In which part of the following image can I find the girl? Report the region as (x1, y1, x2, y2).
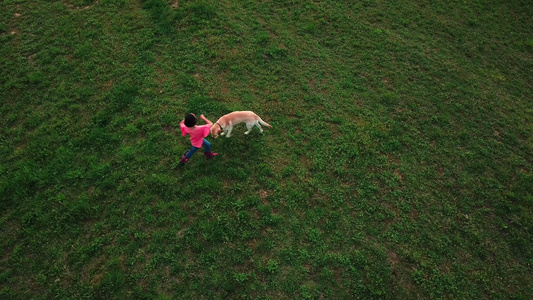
(179, 113, 218, 165)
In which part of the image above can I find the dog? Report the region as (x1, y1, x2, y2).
(210, 111, 272, 139)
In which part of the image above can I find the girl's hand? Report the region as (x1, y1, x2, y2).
(200, 114, 213, 126)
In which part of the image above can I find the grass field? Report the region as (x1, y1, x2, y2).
(1, 0, 532, 299)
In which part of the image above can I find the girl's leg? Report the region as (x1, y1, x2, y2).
(202, 139, 211, 153)
(202, 139, 218, 159)
(185, 146, 199, 159)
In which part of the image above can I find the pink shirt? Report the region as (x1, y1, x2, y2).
(181, 124, 210, 147)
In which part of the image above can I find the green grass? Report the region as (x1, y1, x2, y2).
(1, 0, 532, 299)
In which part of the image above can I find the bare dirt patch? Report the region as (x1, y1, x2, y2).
(388, 250, 399, 267)
(162, 124, 174, 134)
(259, 189, 268, 201)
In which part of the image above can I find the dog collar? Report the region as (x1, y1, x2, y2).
(216, 122, 223, 130)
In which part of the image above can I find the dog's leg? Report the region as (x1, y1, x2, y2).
(245, 122, 254, 135)
(226, 125, 233, 137)
(255, 121, 264, 133)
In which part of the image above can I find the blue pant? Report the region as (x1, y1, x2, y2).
(185, 139, 211, 159)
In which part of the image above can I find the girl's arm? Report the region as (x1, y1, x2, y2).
(179, 119, 187, 136)
(200, 114, 213, 126)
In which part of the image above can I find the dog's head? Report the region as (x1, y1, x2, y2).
(210, 123, 222, 139)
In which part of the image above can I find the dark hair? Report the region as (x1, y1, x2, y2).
(184, 113, 197, 127)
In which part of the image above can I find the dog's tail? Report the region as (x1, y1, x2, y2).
(258, 118, 272, 128)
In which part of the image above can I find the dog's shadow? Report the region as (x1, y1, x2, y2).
(217, 132, 267, 161)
